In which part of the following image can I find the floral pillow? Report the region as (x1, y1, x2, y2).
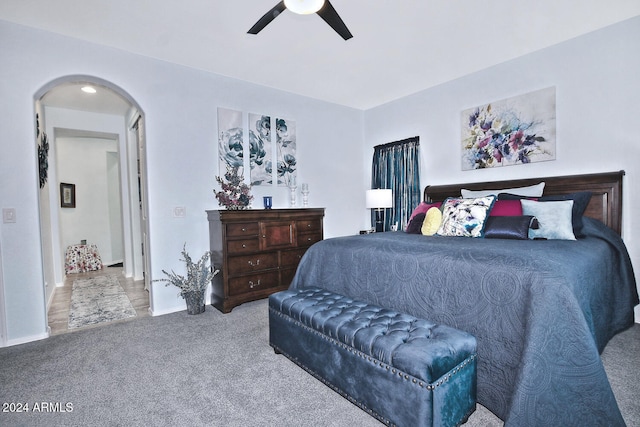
(436, 196, 496, 238)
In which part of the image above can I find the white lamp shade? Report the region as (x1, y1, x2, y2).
(284, 0, 325, 15)
(366, 189, 393, 209)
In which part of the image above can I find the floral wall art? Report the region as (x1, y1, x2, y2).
(216, 109, 298, 189)
(275, 117, 296, 187)
(249, 113, 272, 186)
(217, 108, 244, 174)
(461, 87, 556, 170)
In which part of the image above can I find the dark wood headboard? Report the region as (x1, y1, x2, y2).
(424, 170, 625, 235)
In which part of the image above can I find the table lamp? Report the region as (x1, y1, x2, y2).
(366, 189, 392, 232)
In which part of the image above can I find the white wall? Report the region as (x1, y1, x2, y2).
(56, 136, 121, 265)
(364, 16, 640, 321)
(0, 19, 365, 344)
(107, 151, 124, 263)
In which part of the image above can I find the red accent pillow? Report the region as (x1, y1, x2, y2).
(489, 200, 523, 216)
(409, 202, 442, 222)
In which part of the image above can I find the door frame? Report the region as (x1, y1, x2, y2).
(34, 75, 151, 319)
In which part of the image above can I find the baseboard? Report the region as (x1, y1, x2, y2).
(5, 331, 49, 347)
(149, 294, 214, 317)
(149, 305, 185, 317)
(46, 282, 65, 312)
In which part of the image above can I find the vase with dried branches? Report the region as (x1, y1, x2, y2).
(153, 244, 219, 314)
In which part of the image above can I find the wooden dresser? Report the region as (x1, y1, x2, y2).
(206, 208, 325, 313)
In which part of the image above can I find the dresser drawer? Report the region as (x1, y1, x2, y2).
(227, 252, 278, 275)
(297, 219, 322, 233)
(227, 238, 260, 254)
(226, 222, 259, 237)
(297, 232, 322, 247)
(228, 271, 280, 296)
(280, 267, 298, 288)
(281, 248, 307, 268)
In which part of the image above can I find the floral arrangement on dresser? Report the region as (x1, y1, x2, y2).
(214, 165, 253, 209)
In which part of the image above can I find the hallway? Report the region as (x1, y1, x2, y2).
(47, 266, 149, 335)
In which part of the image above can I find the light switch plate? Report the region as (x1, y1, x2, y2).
(3, 208, 16, 223)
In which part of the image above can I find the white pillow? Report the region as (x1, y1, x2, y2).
(521, 199, 576, 240)
(461, 182, 545, 198)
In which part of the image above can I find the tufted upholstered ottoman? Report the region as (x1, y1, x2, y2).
(269, 287, 477, 427)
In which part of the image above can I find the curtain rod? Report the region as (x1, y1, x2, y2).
(373, 136, 419, 150)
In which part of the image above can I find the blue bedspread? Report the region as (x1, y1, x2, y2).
(290, 218, 638, 426)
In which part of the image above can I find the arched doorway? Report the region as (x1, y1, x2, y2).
(34, 76, 151, 334)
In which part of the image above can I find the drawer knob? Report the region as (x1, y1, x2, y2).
(242, 244, 247, 248)
(307, 224, 312, 228)
(248, 259, 260, 267)
(249, 279, 261, 289)
(241, 228, 246, 232)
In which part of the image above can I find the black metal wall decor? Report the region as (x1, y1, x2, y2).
(37, 113, 49, 188)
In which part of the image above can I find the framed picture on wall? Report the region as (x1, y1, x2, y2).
(60, 183, 76, 208)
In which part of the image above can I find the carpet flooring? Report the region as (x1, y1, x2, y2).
(1, 299, 638, 426)
(68, 275, 137, 329)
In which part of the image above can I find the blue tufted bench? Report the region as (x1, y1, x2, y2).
(269, 287, 477, 427)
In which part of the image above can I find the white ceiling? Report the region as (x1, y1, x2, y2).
(3, 0, 640, 111)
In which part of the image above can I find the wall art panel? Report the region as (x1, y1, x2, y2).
(461, 87, 556, 170)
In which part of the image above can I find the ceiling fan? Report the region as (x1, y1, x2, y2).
(248, 0, 353, 40)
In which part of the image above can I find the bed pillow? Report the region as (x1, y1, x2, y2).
(405, 212, 426, 234)
(421, 207, 442, 236)
(408, 201, 442, 222)
(436, 195, 496, 238)
(521, 199, 576, 240)
(489, 200, 523, 216)
(538, 192, 592, 237)
(461, 182, 545, 198)
(497, 193, 538, 201)
(484, 215, 537, 240)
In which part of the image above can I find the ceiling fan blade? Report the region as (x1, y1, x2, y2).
(316, 1, 353, 40)
(247, 1, 287, 35)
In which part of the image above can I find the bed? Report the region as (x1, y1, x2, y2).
(290, 170, 638, 427)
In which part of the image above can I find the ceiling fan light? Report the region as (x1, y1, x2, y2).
(284, 0, 325, 15)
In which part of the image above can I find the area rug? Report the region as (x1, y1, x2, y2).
(68, 275, 137, 329)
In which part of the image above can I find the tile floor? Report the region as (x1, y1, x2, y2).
(47, 266, 150, 335)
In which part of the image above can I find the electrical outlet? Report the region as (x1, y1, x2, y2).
(2, 208, 16, 223)
(173, 206, 186, 218)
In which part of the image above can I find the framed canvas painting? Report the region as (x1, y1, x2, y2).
(461, 87, 556, 170)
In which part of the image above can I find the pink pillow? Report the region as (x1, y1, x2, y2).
(489, 200, 523, 216)
(409, 202, 441, 221)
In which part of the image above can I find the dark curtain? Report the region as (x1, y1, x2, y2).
(371, 136, 420, 231)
